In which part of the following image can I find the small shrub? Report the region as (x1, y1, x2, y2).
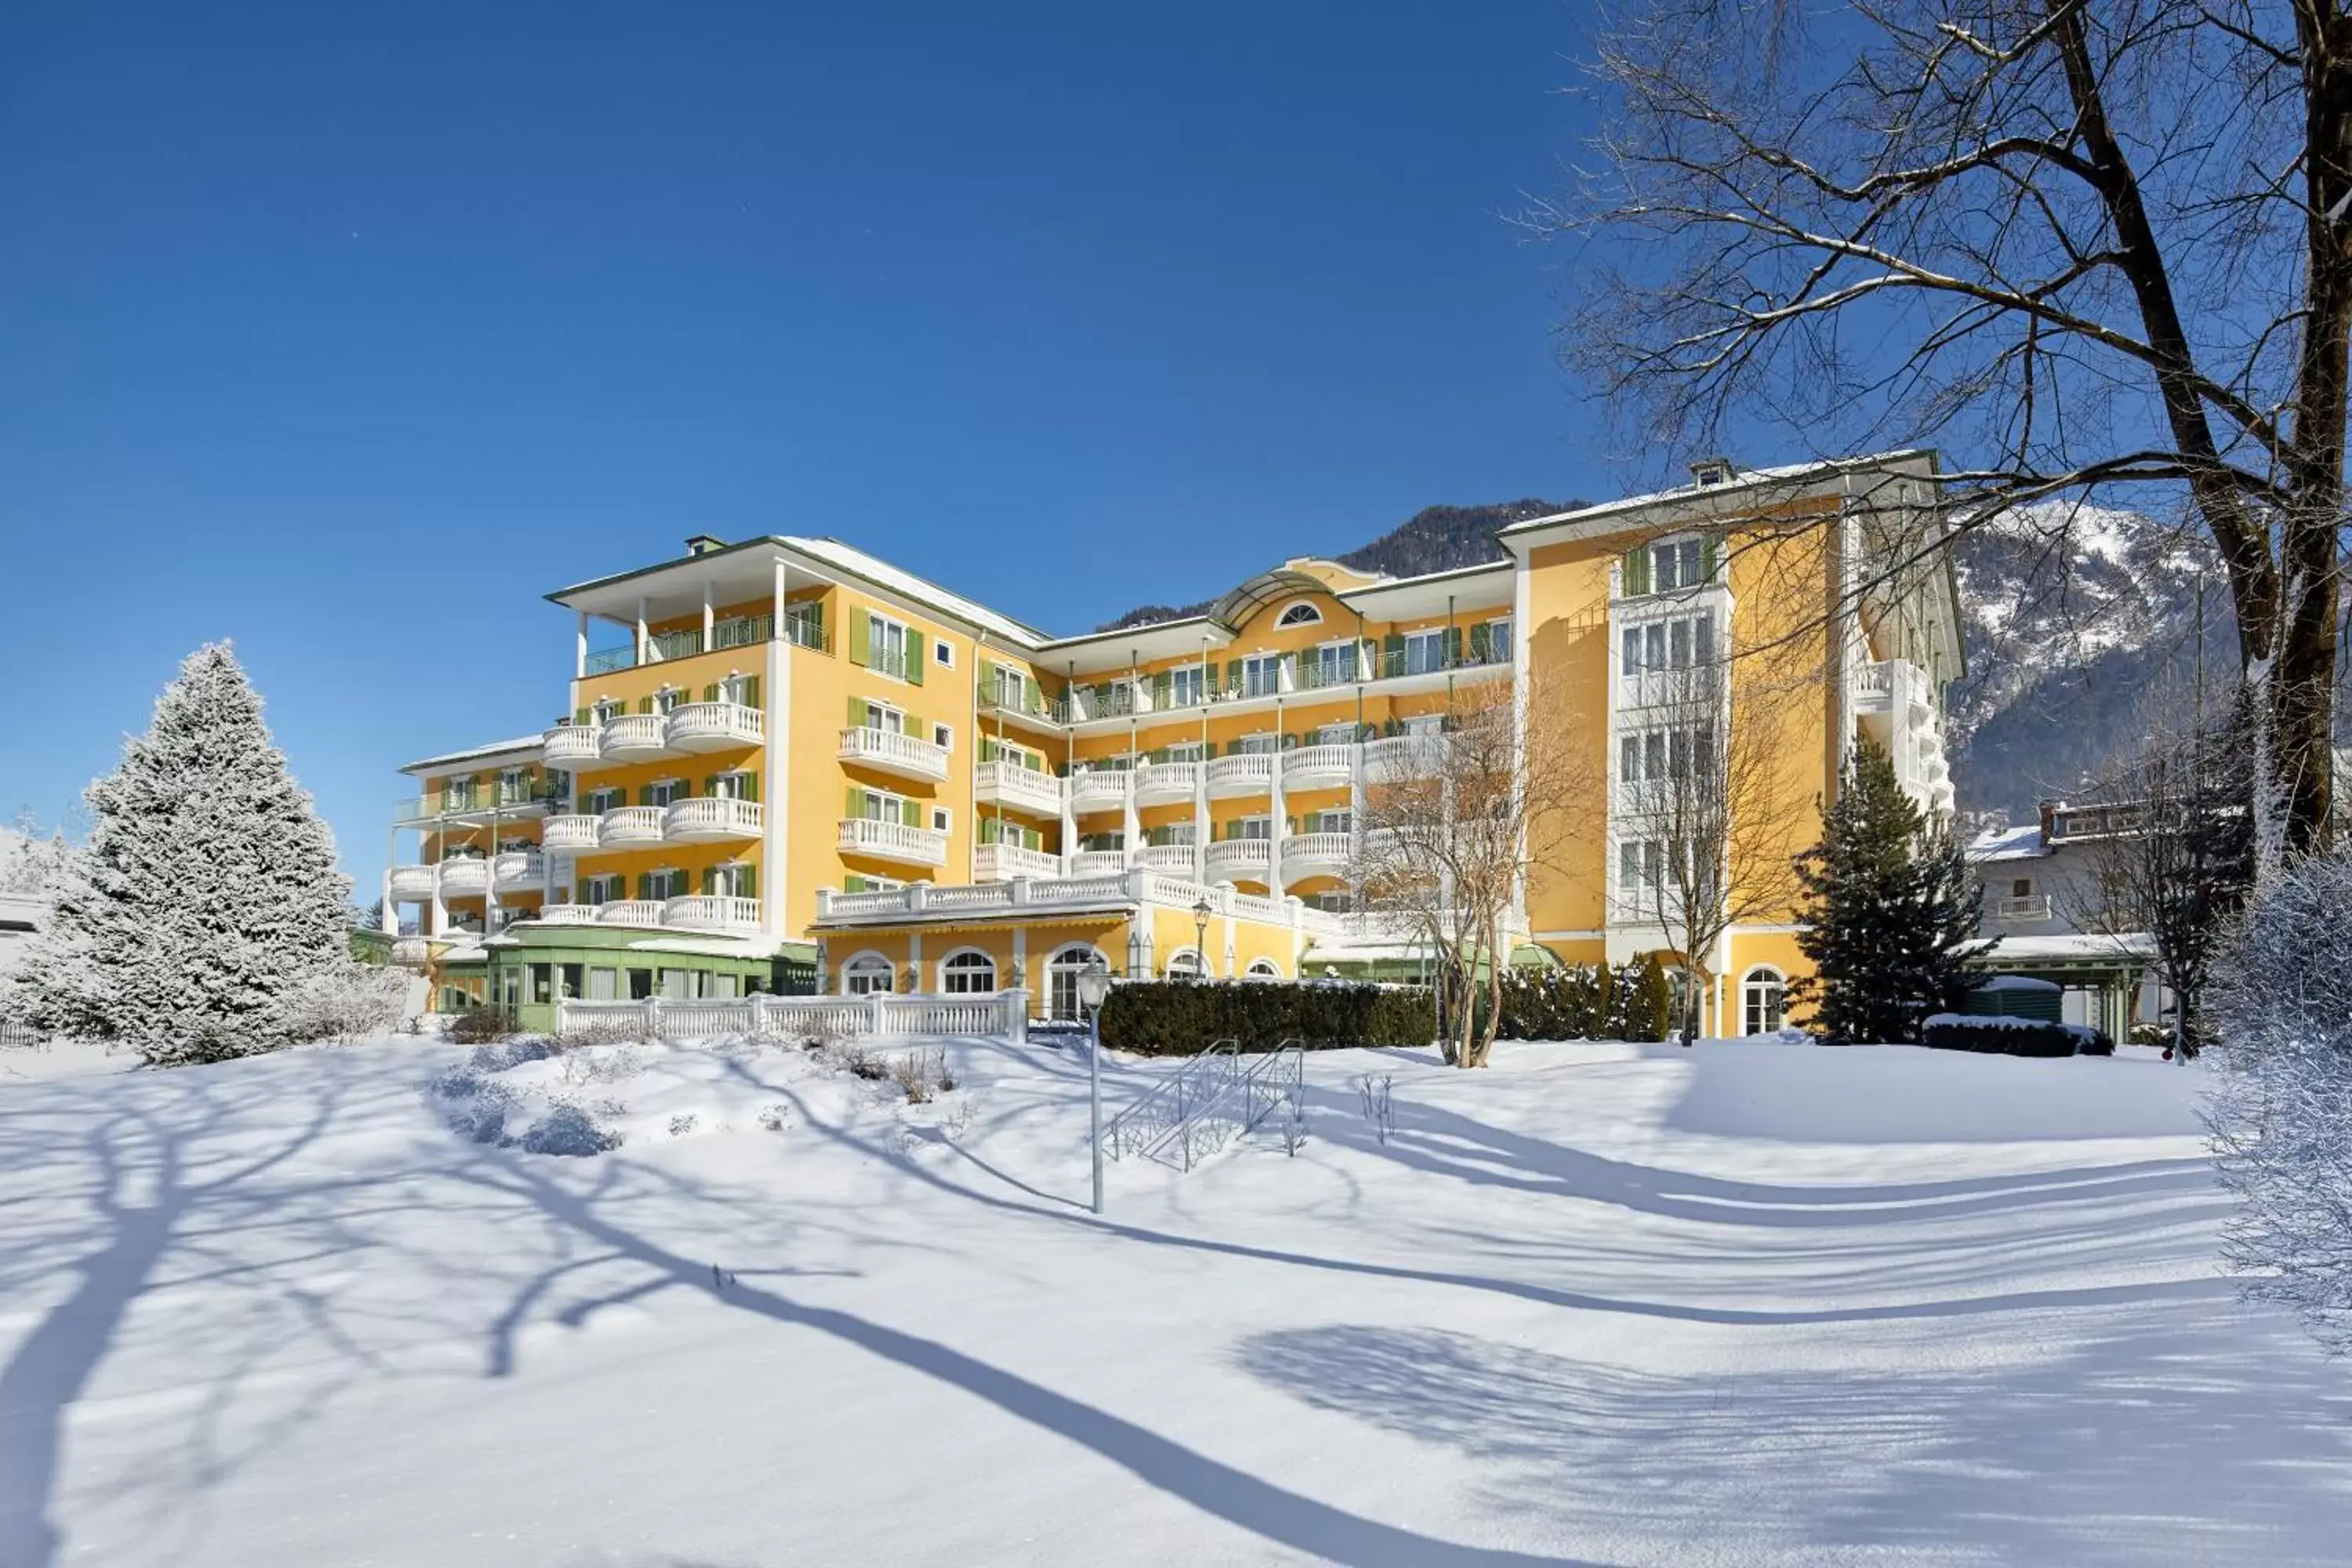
(843, 1047, 891, 1082)
(448, 1007, 513, 1045)
(668, 1112, 699, 1137)
(518, 1102, 622, 1156)
(1920, 1013, 2082, 1058)
(893, 1047, 950, 1104)
(468, 1036, 559, 1073)
(285, 962, 411, 1044)
(1098, 980, 1433, 1055)
(554, 1017, 646, 1051)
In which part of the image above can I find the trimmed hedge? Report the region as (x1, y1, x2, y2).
(1098, 980, 1433, 1056)
(1920, 1013, 2084, 1058)
(1490, 955, 1673, 1044)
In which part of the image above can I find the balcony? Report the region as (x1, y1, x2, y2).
(1204, 838, 1273, 881)
(668, 702, 764, 753)
(492, 851, 544, 889)
(544, 814, 601, 852)
(1207, 753, 1275, 798)
(601, 713, 677, 760)
(437, 858, 489, 896)
(597, 899, 669, 927)
(974, 760, 1064, 816)
(390, 937, 432, 967)
(973, 842, 1061, 881)
(1361, 734, 1443, 780)
(1281, 832, 1354, 878)
(663, 797, 764, 843)
(1137, 843, 1197, 873)
(395, 785, 555, 826)
(838, 816, 949, 867)
(544, 723, 604, 766)
(1069, 849, 1128, 875)
(662, 895, 763, 933)
(1134, 761, 1200, 804)
(1994, 893, 2054, 922)
(600, 806, 668, 846)
(532, 904, 604, 926)
(387, 865, 437, 901)
(1068, 769, 1132, 813)
(1282, 744, 1355, 793)
(837, 725, 951, 783)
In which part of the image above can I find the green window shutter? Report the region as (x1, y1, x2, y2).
(1152, 671, 1171, 706)
(739, 773, 759, 804)
(702, 865, 717, 895)
(636, 873, 652, 900)
(573, 706, 591, 726)
(848, 696, 866, 728)
(637, 785, 652, 807)
(1444, 626, 1464, 667)
(845, 786, 861, 818)
(1468, 622, 1491, 662)
(1700, 534, 1719, 580)
(1382, 633, 1404, 676)
(844, 874, 867, 894)
(979, 736, 998, 763)
(704, 774, 720, 797)
(979, 818, 996, 845)
(702, 683, 719, 703)
(1203, 739, 1218, 759)
(848, 611, 870, 666)
(1621, 546, 1650, 597)
(906, 631, 926, 684)
(902, 798, 923, 829)
(1023, 826, 1041, 851)
(742, 675, 760, 709)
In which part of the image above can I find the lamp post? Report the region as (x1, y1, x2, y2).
(1076, 956, 1112, 1214)
(1192, 895, 1214, 979)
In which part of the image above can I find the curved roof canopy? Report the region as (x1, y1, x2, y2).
(1207, 568, 1338, 633)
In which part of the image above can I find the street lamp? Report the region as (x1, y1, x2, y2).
(1076, 955, 1112, 1215)
(1191, 895, 1214, 979)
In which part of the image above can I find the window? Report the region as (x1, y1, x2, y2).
(867, 613, 910, 680)
(709, 862, 755, 895)
(644, 868, 688, 900)
(580, 873, 623, 906)
(1048, 946, 1105, 1019)
(1483, 617, 1512, 660)
(851, 786, 905, 822)
(1246, 958, 1283, 980)
(1316, 723, 1358, 746)
(1621, 727, 1715, 783)
(941, 950, 997, 994)
(1302, 891, 1353, 913)
(1307, 641, 1356, 688)
(1079, 830, 1126, 852)
(584, 786, 623, 815)
(1169, 664, 1207, 706)
(1165, 949, 1206, 979)
(586, 967, 619, 1000)
(863, 701, 906, 735)
(1234, 816, 1273, 840)
(1652, 539, 1704, 591)
(931, 806, 952, 833)
(593, 699, 625, 724)
(933, 640, 954, 669)
(1620, 735, 1641, 783)
(1276, 601, 1323, 627)
(1164, 740, 1205, 763)
(709, 771, 754, 800)
(1742, 967, 1787, 1036)
(647, 778, 688, 807)
(932, 722, 953, 750)
(841, 953, 895, 995)
(1306, 809, 1352, 834)
(2011, 877, 2033, 898)
(1234, 732, 1279, 756)
(1242, 653, 1283, 698)
(659, 967, 693, 1000)
(1621, 614, 1716, 675)
(992, 664, 1029, 710)
(1404, 628, 1446, 675)
(1618, 838, 1665, 892)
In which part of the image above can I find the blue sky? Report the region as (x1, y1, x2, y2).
(0, 2, 1624, 894)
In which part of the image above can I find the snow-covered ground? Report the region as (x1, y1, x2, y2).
(2, 1033, 2343, 1566)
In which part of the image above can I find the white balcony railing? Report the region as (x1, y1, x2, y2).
(1360, 734, 1445, 781)
(838, 816, 949, 866)
(1204, 838, 1274, 880)
(1137, 843, 1196, 873)
(1068, 768, 1132, 812)
(1280, 832, 1353, 876)
(973, 760, 1064, 815)
(600, 713, 675, 759)
(533, 904, 604, 926)
(663, 797, 764, 841)
(665, 702, 764, 753)
(543, 724, 604, 765)
(1069, 849, 1128, 875)
(437, 858, 489, 895)
(597, 899, 669, 927)
(973, 841, 1061, 881)
(1994, 894, 2054, 922)
(1206, 753, 1275, 797)
(1281, 744, 1355, 792)
(492, 851, 544, 889)
(543, 814, 601, 851)
(387, 865, 437, 901)
(838, 725, 951, 782)
(1134, 761, 1200, 804)
(600, 806, 669, 846)
(662, 895, 763, 933)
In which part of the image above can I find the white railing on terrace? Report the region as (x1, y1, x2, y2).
(838, 726, 950, 779)
(601, 805, 668, 844)
(1993, 894, 2053, 922)
(664, 797, 764, 839)
(667, 702, 764, 749)
(492, 851, 544, 887)
(837, 816, 949, 865)
(554, 990, 1029, 1044)
(387, 866, 437, 900)
(543, 815, 601, 851)
(662, 895, 763, 931)
(437, 859, 489, 895)
(1068, 769, 1132, 809)
(974, 760, 1064, 813)
(1204, 839, 1273, 877)
(1280, 832, 1353, 870)
(601, 713, 672, 756)
(533, 904, 604, 926)
(544, 724, 604, 764)
(1360, 734, 1444, 779)
(973, 841, 1060, 880)
(1069, 849, 1127, 875)
(1282, 744, 1356, 787)
(597, 899, 669, 926)
(1206, 753, 1275, 795)
(1137, 843, 1196, 873)
(1135, 761, 1200, 800)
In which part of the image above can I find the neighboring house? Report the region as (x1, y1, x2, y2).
(0, 891, 42, 979)
(1965, 803, 2158, 1039)
(387, 450, 1965, 1035)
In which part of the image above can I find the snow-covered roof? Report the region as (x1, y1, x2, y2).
(1966, 823, 2049, 862)
(1497, 448, 1937, 545)
(398, 735, 549, 777)
(781, 536, 1051, 648)
(1969, 932, 2156, 964)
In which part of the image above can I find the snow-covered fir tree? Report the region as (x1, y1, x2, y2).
(2207, 848, 2352, 1354)
(0, 808, 74, 895)
(1793, 737, 1984, 1044)
(5, 643, 352, 1064)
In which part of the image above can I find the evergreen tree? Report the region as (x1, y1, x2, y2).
(1793, 737, 1986, 1044)
(5, 643, 352, 1064)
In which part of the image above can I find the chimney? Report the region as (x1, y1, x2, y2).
(2038, 800, 2057, 845)
(684, 534, 724, 557)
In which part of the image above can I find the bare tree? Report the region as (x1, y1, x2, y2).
(1618, 641, 1809, 1041)
(1534, 0, 2350, 865)
(1352, 674, 1599, 1068)
(2057, 691, 2256, 1052)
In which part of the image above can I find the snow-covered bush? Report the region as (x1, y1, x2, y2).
(893, 1047, 951, 1103)
(517, 1102, 622, 1157)
(2207, 848, 2352, 1354)
(284, 963, 410, 1044)
(448, 1007, 514, 1045)
(1921, 1014, 2084, 1058)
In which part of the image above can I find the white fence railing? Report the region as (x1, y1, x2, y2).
(554, 989, 1029, 1044)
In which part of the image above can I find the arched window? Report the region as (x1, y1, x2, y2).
(941, 950, 997, 995)
(1245, 958, 1283, 981)
(1047, 945, 1106, 1019)
(1742, 966, 1786, 1036)
(840, 953, 894, 996)
(1275, 601, 1323, 627)
(1164, 948, 1206, 980)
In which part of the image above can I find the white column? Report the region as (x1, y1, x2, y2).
(702, 582, 715, 652)
(379, 870, 397, 934)
(763, 627, 789, 942)
(1060, 785, 1077, 877)
(1192, 779, 1209, 884)
(1011, 924, 1028, 995)
(1269, 736, 1288, 900)
(909, 931, 924, 993)
(429, 883, 448, 938)
(635, 596, 650, 666)
(575, 612, 589, 679)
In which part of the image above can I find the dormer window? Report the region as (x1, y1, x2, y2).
(1276, 602, 1323, 627)
(1690, 457, 1733, 487)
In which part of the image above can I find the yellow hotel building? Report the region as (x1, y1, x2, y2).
(385, 450, 1961, 1034)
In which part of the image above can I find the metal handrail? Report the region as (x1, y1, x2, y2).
(1100, 1037, 1306, 1171)
(1098, 1039, 1239, 1164)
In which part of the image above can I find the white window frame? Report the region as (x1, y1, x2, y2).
(867, 612, 912, 681)
(852, 786, 908, 822)
(580, 873, 624, 906)
(1245, 957, 1283, 980)
(1241, 653, 1283, 698)
(1309, 639, 1356, 685)
(1403, 627, 1446, 675)
(1742, 966, 1787, 1036)
(1651, 536, 1704, 593)
(932, 639, 954, 670)
(1047, 943, 1109, 1019)
(864, 700, 906, 735)
(1275, 601, 1323, 627)
(938, 948, 998, 994)
(1164, 947, 1207, 979)
(1234, 815, 1273, 840)
(1168, 663, 1208, 707)
(931, 721, 953, 750)
(931, 806, 953, 834)
(840, 951, 895, 996)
